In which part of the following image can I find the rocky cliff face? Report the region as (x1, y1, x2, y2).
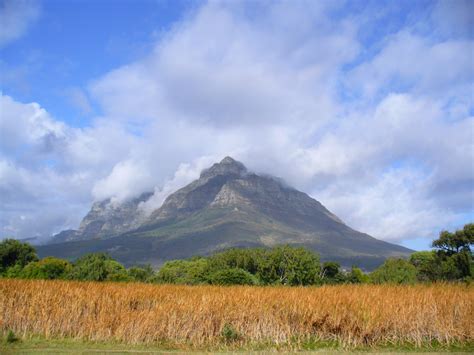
(147, 157, 343, 228)
(46, 156, 412, 269)
(52, 192, 152, 242)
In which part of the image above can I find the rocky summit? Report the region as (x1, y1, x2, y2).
(41, 157, 412, 270)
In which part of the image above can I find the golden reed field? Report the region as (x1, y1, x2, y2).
(1, 279, 473, 349)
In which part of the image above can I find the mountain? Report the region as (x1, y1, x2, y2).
(53, 192, 153, 242)
(39, 157, 412, 270)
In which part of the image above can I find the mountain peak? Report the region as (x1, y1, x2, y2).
(220, 156, 238, 164)
(200, 156, 247, 178)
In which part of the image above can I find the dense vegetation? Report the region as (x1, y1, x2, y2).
(1, 223, 472, 285)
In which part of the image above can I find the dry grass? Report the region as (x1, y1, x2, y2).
(0, 279, 473, 349)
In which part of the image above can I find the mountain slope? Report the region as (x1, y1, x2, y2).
(39, 157, 412, 270)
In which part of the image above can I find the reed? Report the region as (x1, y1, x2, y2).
(0, 279, 472, 349)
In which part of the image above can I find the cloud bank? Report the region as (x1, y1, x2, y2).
(1, 0, 472, 245)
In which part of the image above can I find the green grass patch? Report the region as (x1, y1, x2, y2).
(1, 335, 473, 353)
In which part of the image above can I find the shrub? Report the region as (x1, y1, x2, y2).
(0, 239, 38, 274)
(127, 265, 155, 282)
(221, 323, 240, 342)
(6, 330, 18, 343)
(257, 245, 320, 285)
(208, 268, 257, 285)
(347, 266, 369, 284)
(67, 253, 128, 281)
(370, 258, 417, 284)
(409, 251, 438, 282)
(21, 257, 72, 280)
(155, 258, 209, 285)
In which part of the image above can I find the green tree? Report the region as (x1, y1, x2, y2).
(208, 268, 257, 285)
(257, 245, 320, 285)
(104, 260, 129, 281)
(67, 253, 128, 281)
(432, 224, 473, 255)
(409, 251, 439, 281)
(346, 266, 369, 284)
(207, 248, 265, 275)
(0, 239, 38, 274)
(321, 261, 345, 283)
(21, 257, 72, 279)
(127, 265, 155, 282)
(370, 258, 417, 284)
(431, 223, 473, 281)
(155, 258, 209, 285)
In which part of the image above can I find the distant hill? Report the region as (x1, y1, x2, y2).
(39, 157, 412, 270)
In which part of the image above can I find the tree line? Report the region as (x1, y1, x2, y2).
(0, 223, 472, 285)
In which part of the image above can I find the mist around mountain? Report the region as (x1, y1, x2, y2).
(40, 157, 412, 270)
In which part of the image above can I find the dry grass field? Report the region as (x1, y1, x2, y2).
(0, 279, 473, 350)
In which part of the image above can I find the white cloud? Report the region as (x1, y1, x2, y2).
(0, 0, 40, 47)
(348, 31, 474, 98)
(317, 168, 458, 242)
(90, 1, 357, 128)
(1, 1, 472, 245)
(0, 94, 66, 155)
(92, 159, 155, 202)
(138, 155, 217, 215)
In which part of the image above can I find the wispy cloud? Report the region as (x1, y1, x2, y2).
(0, 0, 40, 48)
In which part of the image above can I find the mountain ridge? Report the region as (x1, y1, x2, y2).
(43, 156, 412, 270)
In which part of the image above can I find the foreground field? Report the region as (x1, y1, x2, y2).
(0, 280, 473, 351)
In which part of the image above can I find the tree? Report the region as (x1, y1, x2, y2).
(67, 253, 128, 281)
(155, 258, 209, 285)
(208, 268, 257, 285)
(21, 257, 72, 279)
(431, 223, 473, 280)
(432, 224, 473, 255)
(0, 239, 38, 274)
(128, 265, 155, 282)
(207, 248, 265, 275)
(370, 258, 417, 284)
(103, 260, 129, 281)
(321, 261, 345, 283)
(409, 251, 439, 282)
(257, 245, 320, 285)
(346, 266, 369, 284)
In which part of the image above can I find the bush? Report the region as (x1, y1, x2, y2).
(370, 258, 417, 284)
(347, 266, 369, 284)
(221, 323, 240, 342)
(6, 330, 18, 343)
(127, 265, 155, 282)
(207, 248, 265, 275)
(0, 239, 38, 274)
(208, 268, 257, 285)
(155, 258, 209, 285)
(321, 261, 346, 284)
(257, 245, 320, 285)
(409, 251, 438, 282)
(21, 257, 72, 280)
(67, 253, 128, 281)
(104, 260, 129, 281)
(4, 264, 24, 278)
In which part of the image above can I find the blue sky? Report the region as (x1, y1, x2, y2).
(0, 0, 473, 250)
(2, 0, 194, 125)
